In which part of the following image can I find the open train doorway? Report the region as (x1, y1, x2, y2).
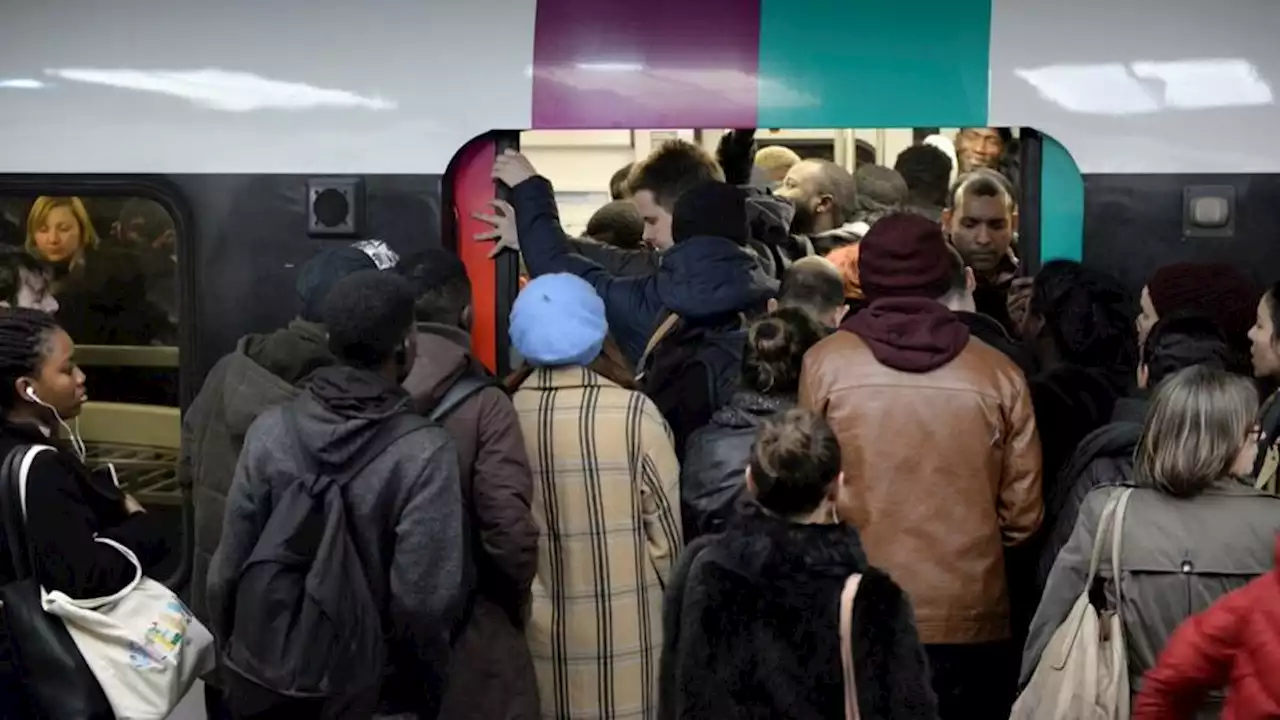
(445, 126, 1084, 374)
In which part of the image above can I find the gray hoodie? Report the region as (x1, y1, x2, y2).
(207, 364, 466, 716)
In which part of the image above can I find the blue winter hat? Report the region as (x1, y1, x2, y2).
(510, 273, 607, 367)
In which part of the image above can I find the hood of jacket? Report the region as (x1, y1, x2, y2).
(743, 189, 797, 249)
(220, 335, 310, 437)
(809, 222, 866, 256)
(294, 364, 415, 469)
(657, 235, 777, 320)
(840, 297, 971, 373)
(1057, 420, 1142, 491)
(714, 505, 868, 586)
(242, 318, 336, 387)
(402, 322, 482, 415)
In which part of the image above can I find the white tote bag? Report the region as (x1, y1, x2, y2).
(16, 445, 216, 720)
(1011, 487, 1134, 720)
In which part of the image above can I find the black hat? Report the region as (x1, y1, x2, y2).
(672, 182, 748, 246)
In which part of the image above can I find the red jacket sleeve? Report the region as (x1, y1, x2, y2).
(1134, 580, 1254, 719)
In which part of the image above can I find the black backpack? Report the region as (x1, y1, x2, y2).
(640, 313, 747, 459)
(223, 407, 431, 708)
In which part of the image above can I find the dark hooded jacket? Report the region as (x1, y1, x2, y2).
(1034, 396, 1146, 591)
(563, 189, 799, 283)
(183, 319, 336, 629)
(206, 365, 466, 717)
(401, 323, 539, 720)
(659, 507, 938, 720)
(680, 392, 793, 539)
(958, 310, 1036, 377)
(510, 176, 778, 365)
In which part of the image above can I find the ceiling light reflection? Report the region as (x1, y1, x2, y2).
(1016, 58, 1273, 115)
(43, 68, 396, 112)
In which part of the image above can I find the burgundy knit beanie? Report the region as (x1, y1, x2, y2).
(1146, 262, 1258, 345)
(857, 214, 953, 300)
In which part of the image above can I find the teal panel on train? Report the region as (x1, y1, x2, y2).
(756, 0, 991, 128)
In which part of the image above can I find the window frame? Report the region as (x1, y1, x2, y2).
(0, 175, 197, 406)
(0, 174, 196, 592)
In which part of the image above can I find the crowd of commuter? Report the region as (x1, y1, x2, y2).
(0, 128, 1278, 720)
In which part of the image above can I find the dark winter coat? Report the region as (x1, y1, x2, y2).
(1036, 413, 1143, 592)
(957, 310, 1035, 377)
(207, 365, 467, 718)
(402, 323, 540, 720)
(680, 392, 793, 538)
(660, 507, 938, 719)
(183, 320, 335, 628)
(641, 313, 751, 463)
(0, 423, 168, 720)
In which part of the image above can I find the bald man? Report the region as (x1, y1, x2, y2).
(768, 256, 848, 329)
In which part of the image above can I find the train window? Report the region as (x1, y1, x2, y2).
(0, 192, 181, 569)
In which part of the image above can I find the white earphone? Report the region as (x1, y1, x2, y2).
(23, 384, 86, 460)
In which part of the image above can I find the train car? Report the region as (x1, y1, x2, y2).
(2, 0, 1277, 590)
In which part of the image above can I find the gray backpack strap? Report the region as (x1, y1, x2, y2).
(429, 375, 500, 424)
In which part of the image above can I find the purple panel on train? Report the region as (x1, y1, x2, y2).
(531, 0, 761, 128)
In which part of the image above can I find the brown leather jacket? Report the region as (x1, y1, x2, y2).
(799, 331, 1043, 645)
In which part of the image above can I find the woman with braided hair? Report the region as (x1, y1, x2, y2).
(0, 309, 165, 718)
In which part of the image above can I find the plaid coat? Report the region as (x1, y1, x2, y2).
(513, 366, 682, 720)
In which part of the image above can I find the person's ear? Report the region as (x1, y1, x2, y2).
(744, 466, 759, 499)
(826, 471, 848, 516)
(1011, 208, 1020, 235)
(816, 194, 834, 215)
(964, 266, 977, 294)
(831, 305, 849, 327)
(14, 378, 34, 404)
(941, 208, 953, 232)
(461, 304, 474, 332)
(1137, 363, 1149, 390)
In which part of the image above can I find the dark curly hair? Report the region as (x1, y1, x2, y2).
(740, 308, 826, 396)
(323, 270, 416, 370)
(1030, 260, 1137, 376)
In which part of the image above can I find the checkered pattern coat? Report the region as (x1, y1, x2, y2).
(513, 366, 682, 720)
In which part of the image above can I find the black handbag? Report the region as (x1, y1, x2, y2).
(0, 444, 114, 719)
